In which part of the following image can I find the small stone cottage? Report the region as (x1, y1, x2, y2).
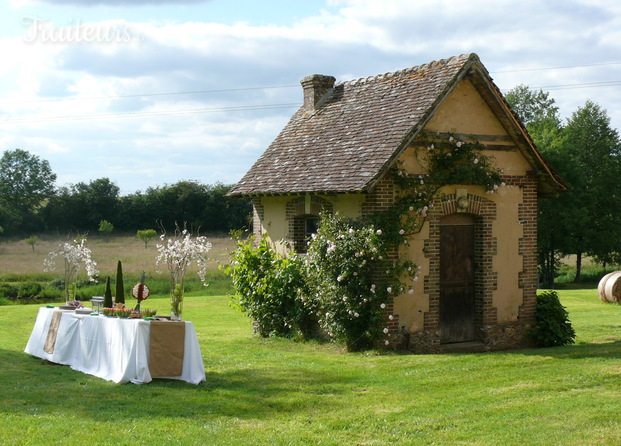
(228, 53, 565, 352)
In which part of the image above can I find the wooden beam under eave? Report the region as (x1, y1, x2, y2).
(432, 132, 514, 143)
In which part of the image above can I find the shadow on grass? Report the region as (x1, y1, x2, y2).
(504, 339, 621, 360)
(2, 349, 351, 422)
(552, 282, 598, 290)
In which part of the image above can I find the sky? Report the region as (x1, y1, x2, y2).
(1, 0, 620, 195)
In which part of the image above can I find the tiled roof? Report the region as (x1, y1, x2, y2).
(228, 53, 563, 196)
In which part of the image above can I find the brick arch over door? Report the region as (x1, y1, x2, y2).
(423, 192, 498, 344)
(286, 195, 334, 253)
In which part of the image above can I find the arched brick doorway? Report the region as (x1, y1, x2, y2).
(439, 213, 476, 343)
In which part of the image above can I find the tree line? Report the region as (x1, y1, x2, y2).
(2, 87, 620, 286)
(0, 154, 251, 236)
(506, 87, 621, 286)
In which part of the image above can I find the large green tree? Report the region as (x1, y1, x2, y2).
(40, 178, 120, 232)
(563, 101, 621, 276)
(116, 181, 251, 233)
(0, 149, 56, 232)
(74, 178, 120, 230)
(505, 84, 560, 127)
(508, 88, 621, 284)
(506, 86, 568, 287)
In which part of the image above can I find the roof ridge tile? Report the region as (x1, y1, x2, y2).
(337, 53, 473, 89)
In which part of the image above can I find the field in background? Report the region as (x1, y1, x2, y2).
(555, 255, 620, 287)
(0, 232, 238, 301)
(0, 232, 236, 274)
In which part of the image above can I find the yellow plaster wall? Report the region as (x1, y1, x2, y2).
(393, 78, 529, 331)
(259, 194, 365, 255)
(401, 80, 531, 177)
(330, 194, 365, 218)
(259, 196, 290, 256)
(426, 80, 507, 135)
(400, 143, 530, 178)
(484, 150, 530, 176)
(490, 185, 524, 322)
(395, 222, 429, 334)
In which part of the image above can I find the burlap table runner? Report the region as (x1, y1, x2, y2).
(149, 321, 185, 377)
(43, 310, 65, 354)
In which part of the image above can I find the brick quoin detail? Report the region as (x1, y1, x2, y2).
(516, 176, 538, 326)
(361, 176, 400, 338)
(364, 173, 539, 352)
(252, 198, 264, 241)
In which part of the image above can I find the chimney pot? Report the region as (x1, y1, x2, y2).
(301, 74, 336, 111)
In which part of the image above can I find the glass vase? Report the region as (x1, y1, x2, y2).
(65, 281, 77, 305)
(170, 278, 184, 321)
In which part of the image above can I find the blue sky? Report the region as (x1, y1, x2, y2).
(1, 0, 620, 194)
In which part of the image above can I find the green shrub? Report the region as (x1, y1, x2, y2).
(0, 297, 12, 306)
(1, 273, 53, 282)
(137, 229, 157, 249)
(115, 260, 125, 304)
(0, 283, 18, 300)
(531, 290, 576, 347)
(38, 287, 62, 301)
(103, 276, 113, 308)
(1, 274, 24, 282)
(18, 282, 43, 299)
(49, 277, 65, 290)
(224, 235, 313, 338)
(305, 214, 392, 351)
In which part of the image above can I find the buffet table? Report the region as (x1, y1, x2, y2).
(25, 307, 206, 384)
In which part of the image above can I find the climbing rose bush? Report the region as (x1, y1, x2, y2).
(423, 135, 503, 193)
(305, 213, 400, 351)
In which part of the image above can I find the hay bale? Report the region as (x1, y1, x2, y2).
(598, 272, 616, 302)
(599, 271, 621, 303)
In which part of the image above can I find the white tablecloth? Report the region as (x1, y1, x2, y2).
(25, 308, 206, 384)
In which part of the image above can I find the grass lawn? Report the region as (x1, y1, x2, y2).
(1, 289, 620, 445)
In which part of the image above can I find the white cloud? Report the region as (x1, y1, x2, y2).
(1, 0, 620, 193)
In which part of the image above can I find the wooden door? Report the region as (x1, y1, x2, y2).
(439, 216, 475, 343)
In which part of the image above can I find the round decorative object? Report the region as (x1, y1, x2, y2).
(457, 197, 470, 211)
(132, 283, 150, 301)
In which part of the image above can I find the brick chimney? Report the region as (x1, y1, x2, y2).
(301, 74, 336, 111)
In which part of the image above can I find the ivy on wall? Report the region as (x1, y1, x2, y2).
(368, 134, 504, 245)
